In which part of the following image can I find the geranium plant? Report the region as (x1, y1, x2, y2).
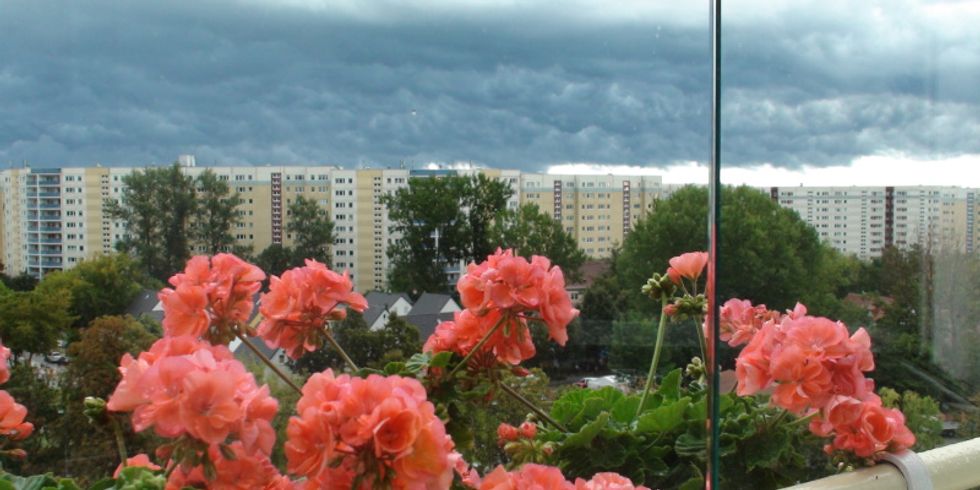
(0, 249, 915, 490)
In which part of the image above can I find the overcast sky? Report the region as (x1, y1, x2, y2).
(2, 0, 978, 185)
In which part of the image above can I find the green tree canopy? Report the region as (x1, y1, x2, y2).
(30, 254, 148, 329)
(383, 174, 513, 294)
(287, 195, 335, 266)
(193, 169, 242, 255)
(615, 185, 843, 316)
(64, 315, 157, 399)
(254, 243, 297, 278)
(107, 163, 196, 281)
(491, 203, 587, 281)
(0, 290, 74, 361)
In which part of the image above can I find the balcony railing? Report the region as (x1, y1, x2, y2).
(785, 437, 980, 490)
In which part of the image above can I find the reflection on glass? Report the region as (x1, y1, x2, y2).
(718, 0, 980, 488)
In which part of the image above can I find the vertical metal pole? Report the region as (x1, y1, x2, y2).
(706, 0, 722, 489)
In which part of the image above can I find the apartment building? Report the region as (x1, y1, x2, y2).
(771, 186, 978, 260)
(1, 161, 663, 291)
(519, 174, 666, 257)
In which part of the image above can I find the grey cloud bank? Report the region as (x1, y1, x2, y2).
(1, 0, 977, 171)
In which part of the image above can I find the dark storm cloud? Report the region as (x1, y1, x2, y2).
(0, 0, 977, 171)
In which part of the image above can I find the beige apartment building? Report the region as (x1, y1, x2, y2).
(0, 159, 665, 292)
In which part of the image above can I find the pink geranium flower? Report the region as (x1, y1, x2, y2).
(158, 254, 265, 342)
(113, 453, 162, 478)
(717, 298, 772, 347)
(424, 309, 536, 366)
(574, 472, 651, 490)
(0, 390, 33, 441)
(0, 341, 11, 385)
(166, 442, 294, 490)
(107, 336, 277, 457)
(667, 251, 708, 283)
(732, 301, 915, 458)
(431, 249, 578, 367)
(474, 464, 573, 490)
(258, 260, 368, 360)
(286, 370, 458, 489)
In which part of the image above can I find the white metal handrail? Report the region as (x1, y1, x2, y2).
(784, 437, 980, 490)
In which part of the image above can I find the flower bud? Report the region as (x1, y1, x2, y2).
(497, 423, 519, 444)
(519, 421, 537, 439)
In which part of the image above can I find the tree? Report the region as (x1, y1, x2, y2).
(615, 186, 840, 316)
(54, 315, 159, 483)
(491, 203, 587, 281)
(107, 163, 196, 281)
(70, 254, 149, 328)
(287, 195, 334, 266)
(193, 169, 242, 255)
(255, 243, 296, 278)
(2, 271, 38, 291)
(63, 315, 157, 401)
(461, 174, 513, 261)
(384, 174, 513, 294)
(0, 290, 73, 362)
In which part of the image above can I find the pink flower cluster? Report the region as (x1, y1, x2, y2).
(0, 341, 32, 443)
(0, 342, 10, 385)
(715, 298, 778, 347)
(158, 254, 265, 341)
(107, 336, 278, 457)
(426, 249, 579, 366)
(469, 464, 649, 490)
(734, 302, 915, 457)
(258, 259, 368, 360)
(166, 442, 294, 490)
(286, 370, 459, 489)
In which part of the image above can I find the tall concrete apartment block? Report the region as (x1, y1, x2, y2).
(0, 164, 663, 292)
(771, 186, 979, 260)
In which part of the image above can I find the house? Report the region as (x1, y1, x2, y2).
(565, 260, 611, 306)
(362, 292, 413, 331)
(125, 289, 165, 324)
(404, 293, 460, 340)
(228, 335, 291, 378)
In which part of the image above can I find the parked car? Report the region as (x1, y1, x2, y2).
(44, 351, 68, 365)
(575, 375, 630, 393)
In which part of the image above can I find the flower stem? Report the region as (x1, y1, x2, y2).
(447, 313, 508, 378)
(233, 330, 302, 395)
(786, 411, 818, 427)
(110, 415, 128, 465)
(499, 382, 568, 432)
(321, 323, 358, 371)
(636, 293, 670, 419)
(694, 313, 707, 364)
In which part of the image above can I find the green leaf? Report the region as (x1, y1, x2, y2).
(383, 361, 406, 375)
(678, 476, 705, 490)
(610, 396, 641, 424)
(551, 389, 594, 424)
(562, 412, 609, 449)
(1, 474, 58, 490)
(675, 432, 706, 459)
(85, 478, 115, 490)
(686, 397, 707, 421)
(655, 368, 683, 401)
(636, 396, 691, 433)
(429, 351, 454, 369)
(405, 352, 433, 373)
